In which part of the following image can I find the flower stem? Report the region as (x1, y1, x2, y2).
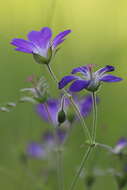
(91, 92, 97, 143)
(57, 149, 64, 190)
(44, 103, 53, 123)
(46, 64, 92, 142)
(47, 64, 59, 84)
(68, 91, 98, 190)
(69, 96, 92, 143)
(69, 146, 93, 190)
(43, 101, 64, 190)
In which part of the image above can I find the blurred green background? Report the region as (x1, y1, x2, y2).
(0, 0, 127, 189)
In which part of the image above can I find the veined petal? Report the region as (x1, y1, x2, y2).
(58, 75, 78, 89)
(71, 66, 89, 76)
(69, 80, 90, 92)
(100, 74, 123, 82)
(96, 65, 115, 75)
(15, 47, 32, 53)
(11, 38, 35, 53)
(27, 27, 52, 49)
(53, 29, 71, 48)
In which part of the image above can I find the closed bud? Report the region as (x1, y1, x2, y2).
(57, 109, 66, 125)
(85, 175, 96, 189)
(67, 111, 75, 124)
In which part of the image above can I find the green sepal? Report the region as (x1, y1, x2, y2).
(33, 47, 52, 65)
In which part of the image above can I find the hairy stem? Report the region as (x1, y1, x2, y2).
(69, 146, 93, 190)
(57, 149, 64, 190)
(68, 91, 98, 190)
(43, 100, 64, 190)
(69, 96, 92, 143)
(46, 64, 92, 142)
(91, 92, 97, 143)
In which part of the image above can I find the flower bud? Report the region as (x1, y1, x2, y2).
(67, 111, 75, 124)
(84, 175, 96, 188)
(57, 109, 66, 125)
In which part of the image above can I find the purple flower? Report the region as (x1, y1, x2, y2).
(11, 27, 71, 64)
(26, 129, 67, 159)
(77, 95, 99, 117)
(58, 64, 123, 92)
(36, 98, 61, 125)
(36, 94, 96, 125)
(112, 138, 127, 154)
(26, 142, 46, 159)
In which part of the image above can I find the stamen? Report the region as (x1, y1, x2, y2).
(86, 64, 95, 73)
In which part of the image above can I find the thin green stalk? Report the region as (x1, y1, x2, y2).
(91, 92, 97, 143)
(46, 64, 92, 142)
(55, 135, 64, 190)
(43, 100, 64, 190)
(68, 91, 98, 190)
(69, 96, 92, 143)
(44, 103, 53, 123)
(69, 146, 93, 190)
(97, 143, 113, 152)
(47, 64, 59, 84)
(57, 149, 64, 190)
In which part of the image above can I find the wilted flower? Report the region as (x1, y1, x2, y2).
(58, 64, 122, 92)
(20, 75, 49, 104)
(11, 27, 71, 64)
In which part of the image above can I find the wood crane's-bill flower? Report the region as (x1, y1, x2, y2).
(58, 65, 123, 92)
(11, 27, 71, 64)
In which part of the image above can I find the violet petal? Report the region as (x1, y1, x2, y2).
(11, 38, 35, 53)
(71, 66, 89, 75)
(53, 30, 71, 48)
(58, 75, 78, 89)
(27, 27, 52, 49)
(69, 80, 90, 92)
(100, 74, 123, 82)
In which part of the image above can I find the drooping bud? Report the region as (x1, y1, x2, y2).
(58, 109, 66, 125)
(84, 175, 96, 189)
(57, 96, 66, 125)
(67, 111, 75, 124)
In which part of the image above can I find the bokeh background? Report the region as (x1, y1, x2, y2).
(0, 0, 127, 189)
